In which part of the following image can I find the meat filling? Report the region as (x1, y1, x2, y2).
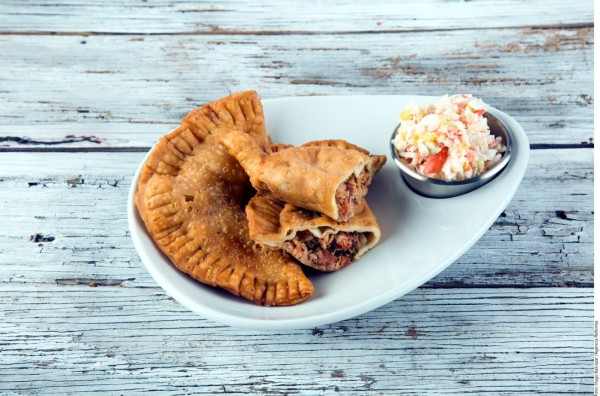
(335, 171, 372, 221)
(282, 230, 368, 271)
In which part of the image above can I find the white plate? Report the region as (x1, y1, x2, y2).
(128, 95, 529, 330)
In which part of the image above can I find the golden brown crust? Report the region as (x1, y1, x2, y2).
(246, 194, 381, 270)
(267, 143, 294, 154)
(135, 91, 313, 306)
(219, 132, 387, 222)
(301, 139, 387, 184)
(301, 139, 369, 154)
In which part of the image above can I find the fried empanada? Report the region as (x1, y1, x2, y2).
(219, 132, 387, 222)
(135, 91, 314, 306)
(246, 194, 381, 272)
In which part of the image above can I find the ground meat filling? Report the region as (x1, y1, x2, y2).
(282, 230, 368, 271)
(335, 171, 372, 221)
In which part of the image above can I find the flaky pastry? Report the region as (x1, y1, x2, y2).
(219, 132, 386, 222)
(246, 194, 381, 272)
(135, 91, 314, 306)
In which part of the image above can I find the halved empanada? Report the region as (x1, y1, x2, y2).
(246, 194, 381, 272)
(219, 132, 386, 222)
(135, 91, 314, 306)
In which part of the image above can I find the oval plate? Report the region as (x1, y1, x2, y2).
(128, 95, 529, 330)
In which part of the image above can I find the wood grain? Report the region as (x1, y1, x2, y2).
(0, 148, 592, 289)
(0, 27, 593, 145)
(0, 0, 593, 393)
(0, 286, 592, 394)
(0, 0, 592, 34)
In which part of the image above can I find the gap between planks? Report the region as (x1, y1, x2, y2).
(0, 22, 592, 37)
(0, 143, 593, 153)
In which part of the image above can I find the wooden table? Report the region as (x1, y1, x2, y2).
(0, 1, 594, 394)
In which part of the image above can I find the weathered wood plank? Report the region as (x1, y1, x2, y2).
(0, 286, 592, 394)
(0, 1, 592, 394)
(0, 27, 593, 145)
(0, 123, 173, 149)
(0, 148, 592, 288)
(0, 0, 592, 34)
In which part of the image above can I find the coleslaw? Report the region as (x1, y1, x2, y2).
(392, 94, 506, 181)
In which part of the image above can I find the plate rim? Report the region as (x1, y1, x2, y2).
(127, 94, 530, 330)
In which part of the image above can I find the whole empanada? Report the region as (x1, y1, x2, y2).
(219, 132, 386, 222)
(135, 91, 314, 306)
(246, 194, 381, 272)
